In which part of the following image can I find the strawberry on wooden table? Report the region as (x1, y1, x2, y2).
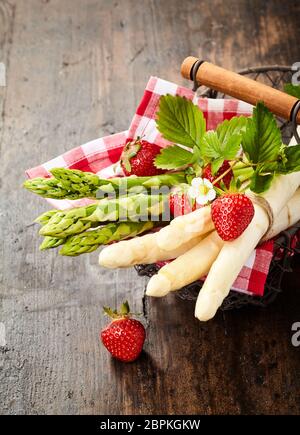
(101, 301, 146, 362)
(121, 138, 165, 176)
(211, 193, 255, 241)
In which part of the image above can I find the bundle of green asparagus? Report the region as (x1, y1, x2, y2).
(25, 168, 183, 256)
(31, 191, 168, 255)
(31, 196, 164, 256)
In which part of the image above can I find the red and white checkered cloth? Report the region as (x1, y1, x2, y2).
(26, 76, 274, 297)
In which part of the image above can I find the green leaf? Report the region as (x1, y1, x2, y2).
(242, 102, 282, 164)
(191, 146, 204, 166)
(103, 306, 118, 318)
(219, 180, 227, 192)
(120, 300, 130, 315)
(200, 131, 221, 158)
(222, 134, 243, 159)
(226, 177, 241, 193)
(200, 131, 241, 162)
(155, 145, 193, 169)
(211, 157, 224, 175)
(277, 145, 300, 174)
(156, 95, 206, 148)
(216, 116, 248, 145)
(213, 185, 225, 196)
(235, 178, 242, 190)
(284, 83, 300, 99)
(250, 172, 274, 194)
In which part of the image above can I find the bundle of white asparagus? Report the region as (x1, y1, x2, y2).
(99, 128, 300, 322)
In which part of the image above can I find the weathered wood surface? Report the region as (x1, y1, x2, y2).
(0, 0, 300, 415)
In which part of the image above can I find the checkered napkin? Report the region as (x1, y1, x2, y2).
(26, 76, 275, 297)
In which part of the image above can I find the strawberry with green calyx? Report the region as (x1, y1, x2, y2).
(211, 193, 255, 241)
(120, 138, 165, 177)
(101, 301, 146, 362)
(212, 174, 243, 198)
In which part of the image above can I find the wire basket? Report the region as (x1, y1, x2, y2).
(135, 66, 300, 310)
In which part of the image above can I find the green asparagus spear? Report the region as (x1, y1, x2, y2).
(50, 168, 101, 197)
(23, 178, 81, 199)
(24, 169, 187, 200)
(95, 172, 187, 196)
(34, 209, 58, 226)
(34, 209, 66, 249)
(40, 236, 66, 250)
(39, 194, 166, 238)
(51, 167, 187, 194)
(59, 221, 154, 256)
(85, 194, 166, 223)
(39, 203, 98, 238)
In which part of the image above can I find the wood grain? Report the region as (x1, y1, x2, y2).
(0, 0, 300, 415)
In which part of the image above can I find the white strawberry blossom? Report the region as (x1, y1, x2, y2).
(188, 177, 216, 205)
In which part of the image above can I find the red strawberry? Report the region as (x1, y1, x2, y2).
(101, 301, 145, 362)
(202, 160, 233, 189)
(169, 193, 196, 217)
(120, 138, 165, 176)
(211, 193, 254, 241)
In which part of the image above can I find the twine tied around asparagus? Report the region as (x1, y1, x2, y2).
(246, 192, 274, 242)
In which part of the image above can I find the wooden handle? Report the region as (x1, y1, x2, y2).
(181, 56, 300, 124)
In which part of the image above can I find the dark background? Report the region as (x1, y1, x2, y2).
(0, 0, 300, 415)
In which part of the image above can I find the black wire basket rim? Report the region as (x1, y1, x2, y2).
(237, 65, 293, 74)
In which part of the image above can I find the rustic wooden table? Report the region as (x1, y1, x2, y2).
(1, 0, 300, 415)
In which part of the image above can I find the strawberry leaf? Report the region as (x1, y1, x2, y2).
(211, 157, 224, 175)
(222, 134, 243, 159)
(191, 146, 204, 166)
(250, 172, 274, 194)
(155, 145, 193, 170)
(216, 116, 248, 145)
(284, 83, 300, 99)
(200, 131, 242, 161)
(200, 131, 221, 158)
(242, 102, 282, 164)
(277, 144, 300, 174)
(156, 95, 206, 148)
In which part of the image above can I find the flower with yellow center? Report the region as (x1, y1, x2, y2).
(188, 177, 216, 206)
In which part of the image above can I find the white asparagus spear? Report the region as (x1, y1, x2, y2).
(195, 174, 300, 322)
(146, 189, 300, 298)
(257, 172, 300, 217)
(267, 188, 300, 239)
(146, 231, 223, 297)
(98, 231, 206, 268)
(195, 205, 269, 321)
(156, 206, 214, 251)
